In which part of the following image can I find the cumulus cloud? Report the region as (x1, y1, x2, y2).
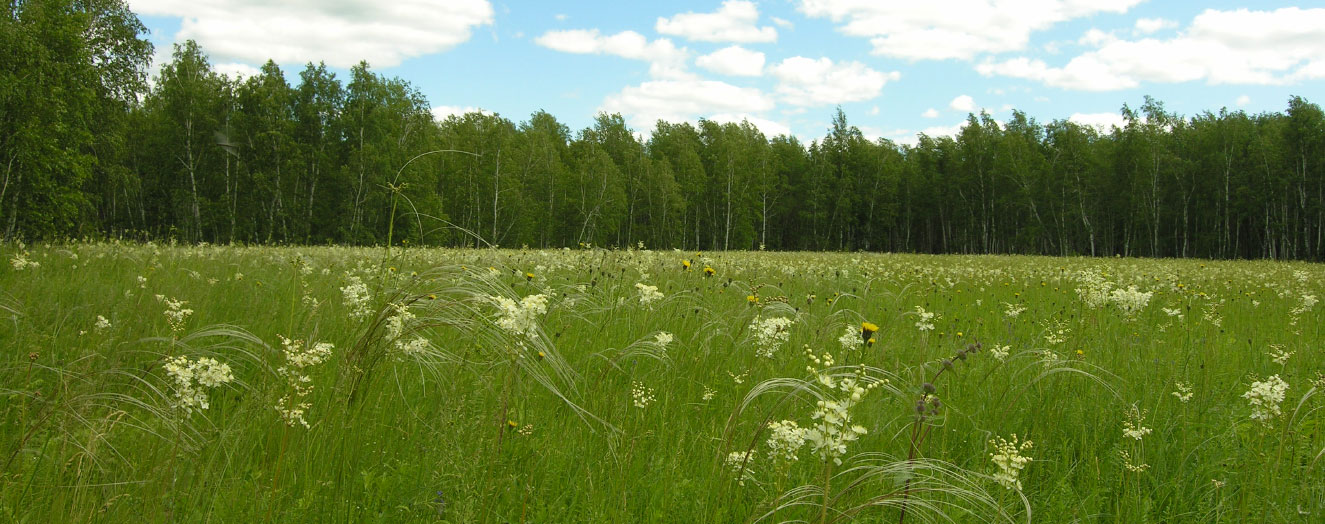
(977, 7, 1325, 90)
(656, 0, 777, 43)
(600, 79, 774, 130)
(1236, 95, 1251, 107)
(1134, 17, 1177, 35)
(769, 56, 899, 106)
(795, 0, 1143, 60)
(431, 105, 494, 122)
(213, 62, 260, 80)
(535, 29, 689, 79)
(922, 108, 940, 118)
(949, 94, 976, 112)
(129, 0, 493, 69)
(707, 113, 792, 138)
(1069, 112, 1126, 131)
(695, 46, 765, 77)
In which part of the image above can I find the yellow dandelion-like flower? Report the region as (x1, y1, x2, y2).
(525, 272, 535, 282)
(704, 266, 715, 277)
(507, 420, 518, 429)
(746, 295, 758, 304)
(861, 322, 879, 344)
(682, 259, 692, 270)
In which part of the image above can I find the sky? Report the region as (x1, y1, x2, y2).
(127, 1, 1325, 145)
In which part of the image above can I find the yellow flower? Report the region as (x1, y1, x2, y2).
(682, 259, 692, 270)
(867, 337, 876, 346)
(746, 295, 758, 304)
(704, 266, 715, 277)
(427, 294, 438, 300)
(507, 420, 518, 428)
(537, 351, 545, 360)
(525, 272, 535, 281)
(861, 321, 879, 344)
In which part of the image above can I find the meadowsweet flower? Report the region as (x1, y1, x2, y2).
(8, 251, 38, 270)
(802, 361, 878, 465)
(157, 295, 193, 333)
(653, 331, 674, 348)
(1074, 270, 1113, 309)
(749, 316, 794, 358)
(275, 336, 334, 428)
(635, 282, 663, 306)
(989, 434, 1033, 490)
(913, 306, 936, 332)
(1122, 405, 1151, 440)
(631, 381, 655, 409)
(1118, 449, 1149, 472)
(725, 450, 756, 485)
(1109, 285, 1153, 318)
(1243, 375, 1288, 422)
(1171, 381, 1193, 403)
(94, 315, 112, 332)
(1003, 302, 1027, 318)
(765, 420, 807, 462)
(490, 294, 548, 339)
(702, 386, 716, 401)
(340, 275, 373, 320)
(1269, 345, 1293, 365)
(164, 355, 234, 414)
(989, 344, 1010, 361)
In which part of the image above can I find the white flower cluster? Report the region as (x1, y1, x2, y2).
(1243, 374, 1288, 422)
(164, 355, 234, 414)
(275, 335, 334, 428)
(989, 434, 1033, 490)
(1291, 294, 1318, 317)
(340, 275, 373, 320)
(94, 315, 112, 332)
(384, 303, 430, 357)
(837, 325, 858, 350)
(157, 295, 193, 333)
(634, 282, 664, 307)
(631, 381, 655, 409)
(653, 331, 673, 348)
(490, 294, 548, 339)
(1003, 302, 1027, 318)
(1121, 405, 1151, 440)
(804, 370, 875, 465)
(9, 250, 39, 270)
(1074, 270, 1113, 309)
(765, 420, 807, 462)
(913, 306, 936, 332)
(749, 316, 793, 358)
(989, 344, 1011, 361)
(1171, 381, 1193, 403)
(1108, 285, 1153, 318)
(725, 450, 756, 486)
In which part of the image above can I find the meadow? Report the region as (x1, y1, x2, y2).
(1, 242, 1322, 523)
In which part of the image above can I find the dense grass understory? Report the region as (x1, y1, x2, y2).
(2, 242, 1323, 523)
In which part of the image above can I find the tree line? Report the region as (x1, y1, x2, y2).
(4, 0, 1323, 259)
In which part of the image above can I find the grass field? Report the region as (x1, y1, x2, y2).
(2, 242, 1322, 523)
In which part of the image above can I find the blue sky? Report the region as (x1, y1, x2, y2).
(129, 1, 1325, 144)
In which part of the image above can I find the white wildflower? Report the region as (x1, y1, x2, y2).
(164, 355, 234, 414)
(94, 315, 112, 332)
(491, 294, 549, 339)
(635, 282, 664, 307)
(989, 434, 1033, 490)
(1243, 375, 1288, 422)
(749, 316, 794, 358)
(914, 306, 936, 332)
(653, 331, 674, 348)
(157, 295, 193, 333)
(725, 450, 757, 485)
(989, 344, 1010, 361)
(1108, 285, 1153, 318)
(1121, 405, 1151, 440)
(631, 381, 655, 409)
(275, 336, 334, 428)
(340, 275, 373, 320)
(1003, 302, 1027, 318)
(765, 420, 807, 462)
(1171, 381, 1193, 403)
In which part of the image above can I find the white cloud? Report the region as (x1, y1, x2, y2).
(795, 0, 1144, 60)
(656, 0, 777, 43)
(1069, 112, 1126, 131)
(868, 106, 880, 116)
(129, 0, 493, 68)
(600, 79, 774, 130)
(1134, 17, 1176, 35)
(771, 17, 794, 29)
(695, 46, 765, 77)
(920, 121, 969, 139)
(978, 8, 1325, 90)
(1236, 95, 1251, 107)
(431, 105, 493, 121)
(554, 13, 568, 21)
(922, 108, 940, 118)
(707, 113, 792, 137)
(535, 29, 690, 79)
(769, 56, 899, 106)
(949, 94, 976, 112)
(214, 62, 261, 80)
